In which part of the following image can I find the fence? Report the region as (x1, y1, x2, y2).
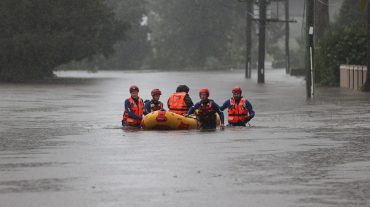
(340, 65, 367, 90)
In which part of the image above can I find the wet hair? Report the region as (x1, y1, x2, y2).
(176, 85, 189, 93)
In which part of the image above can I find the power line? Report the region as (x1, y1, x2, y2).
(316, 0, 329, 6)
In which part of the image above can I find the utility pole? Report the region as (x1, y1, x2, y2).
(285, 0, 290, 74)
(242, 0, 295, 83)
(367, 0, 370, 90)
(258, 0, 266, 83)
(245, 0, 253, 78)
(305, 0, 314, 98)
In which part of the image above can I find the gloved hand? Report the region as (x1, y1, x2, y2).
(244, 117, 251, 123)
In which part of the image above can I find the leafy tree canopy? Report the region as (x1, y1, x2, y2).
(315, 0, 367, 86)
(0, 0, 127, 81)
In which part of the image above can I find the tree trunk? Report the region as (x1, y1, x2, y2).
(314, 0, 330, 45)
(364, 2, 370, 91)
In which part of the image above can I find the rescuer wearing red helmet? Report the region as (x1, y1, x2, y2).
(220, 86, 255, 126)
(144, 89, 164, 115)
(122, 85, 144, 127)
(167, 85, 194, 115)
(187, 88, 224, 130)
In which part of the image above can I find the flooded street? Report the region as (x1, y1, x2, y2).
(1, 69, 370, 207)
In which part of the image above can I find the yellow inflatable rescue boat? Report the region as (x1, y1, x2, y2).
(142, 111, 198, 130)
(142, 110, 220, 130)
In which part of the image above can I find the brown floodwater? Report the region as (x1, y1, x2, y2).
(0, 69, 369, 207)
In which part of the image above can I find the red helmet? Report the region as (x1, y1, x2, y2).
(199, 88, 210, 97)
(232, 86, 242, 94)
(129, 85, 139, 93)
(151, 89, 162, 96)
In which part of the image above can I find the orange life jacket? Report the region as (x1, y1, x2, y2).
(168, 92, 189, 115)
(123, 97, 144, 126)
(228, 97, 249, 124)
(197, 100, 216, 117)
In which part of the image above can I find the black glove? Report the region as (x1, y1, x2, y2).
(244, 117, 251, 123)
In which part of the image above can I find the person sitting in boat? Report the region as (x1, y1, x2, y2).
(220, 86, 255, 126)
(122, 85, 144, 127)
(187, 88, 225, 130)
(167, 85, 193, 116)
(144, 89, 164, 115)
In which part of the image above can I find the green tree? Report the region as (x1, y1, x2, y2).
(267, 22, 285, 68)
(88, 0, 151, 70)
(149, 0, 246, 69)
(316, 23, 367, 85)
(315, 0, 367, 86)
(314, 0, 330, 44)
(0, 0, 126, 82)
